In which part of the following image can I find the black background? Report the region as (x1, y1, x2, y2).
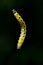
(0, 0, 43, 65)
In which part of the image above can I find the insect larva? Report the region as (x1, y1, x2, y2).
(12, 9, 27, 49)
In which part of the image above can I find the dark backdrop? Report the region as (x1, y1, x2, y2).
(0, 0, 43, 65)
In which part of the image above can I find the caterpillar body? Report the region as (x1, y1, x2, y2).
(12, 9, 27, 49)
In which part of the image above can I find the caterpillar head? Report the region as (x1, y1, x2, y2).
(12, 9, 16, 14)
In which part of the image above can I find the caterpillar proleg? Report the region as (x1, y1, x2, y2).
(12, 9, 27, 49)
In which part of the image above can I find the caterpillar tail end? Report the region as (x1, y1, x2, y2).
(17, 45, 21, 49)
(12, 9, 16, 14)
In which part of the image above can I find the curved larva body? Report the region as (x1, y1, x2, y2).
(12, 9, 26, 49)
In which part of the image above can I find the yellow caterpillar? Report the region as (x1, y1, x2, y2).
(12, 9, 27, 49)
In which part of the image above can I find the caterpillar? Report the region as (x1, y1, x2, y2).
(12, 9, 27, 49)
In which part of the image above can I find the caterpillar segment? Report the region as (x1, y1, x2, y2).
(12, 9, 26, 49)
